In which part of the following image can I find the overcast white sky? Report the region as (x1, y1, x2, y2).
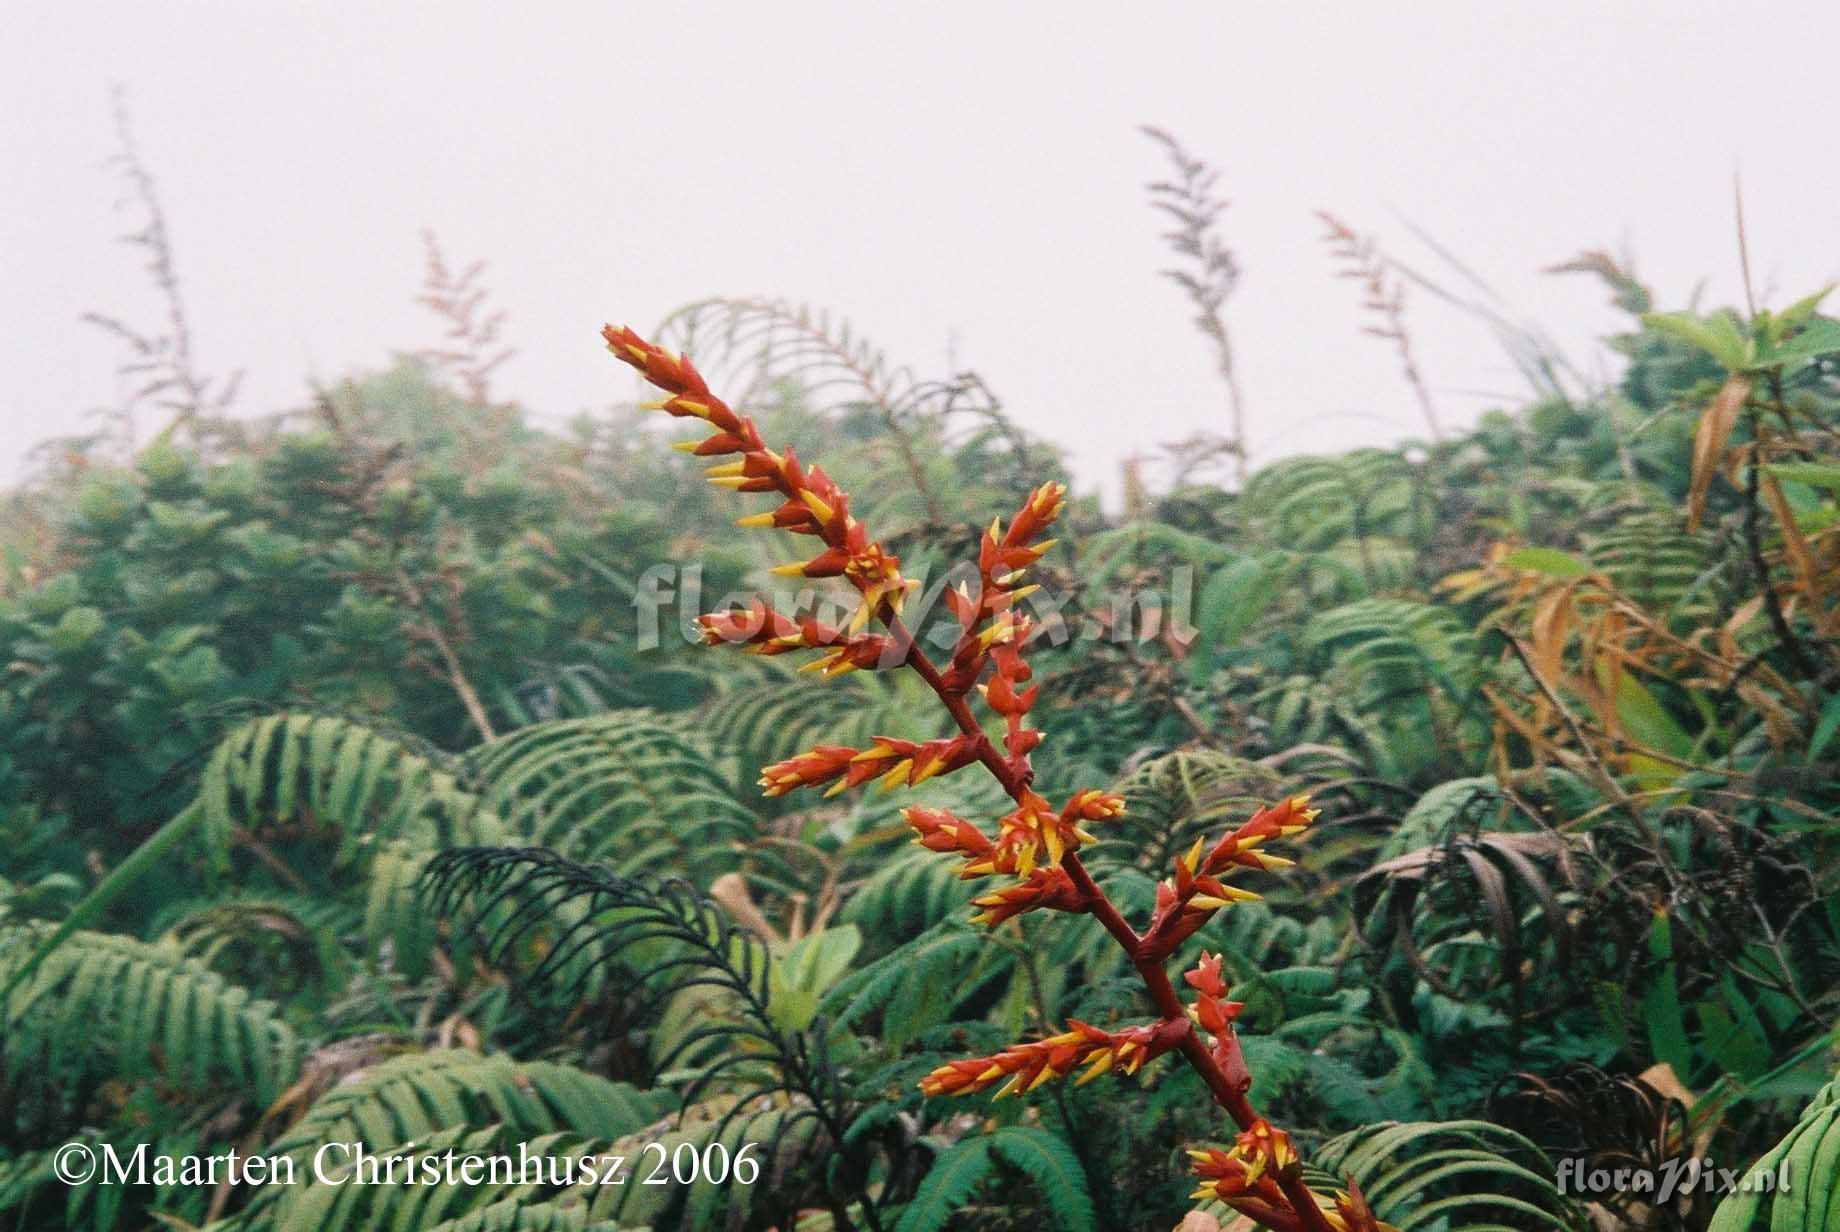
(5, 1, 1837, 500)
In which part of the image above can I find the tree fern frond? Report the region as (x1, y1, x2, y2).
(467, 712, 755, 882)
(1707, 1068, 1838, 1231)
(1306, 1119, 1583, 1230)
(0, 925, 303, 1108)
(894, 1126, 1095, 1232)
(197, 713, 505, 867)
(419, 847, 880, 1223)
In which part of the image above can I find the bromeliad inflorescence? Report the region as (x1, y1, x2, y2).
(603, 322, 1395, 1232)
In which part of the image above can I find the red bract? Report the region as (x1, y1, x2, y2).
(759, 735, 979, 799)
(1185, 951, 1246, 1038)
(1142, 794, 1319, 959)
(902, 807, 995, 863)
(695, 599, 896, 675)
(604, 322, 1370, 1232)
(919, 1016, 1189, 1098)
(968, 866, 1085, 927)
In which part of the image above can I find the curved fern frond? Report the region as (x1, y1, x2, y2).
(263, 1049, 667, 1158)
(893, 1125, 1096, 1232)
(197, 712, 505, 866)
(419, 847, 880, 1223)
(0, 925, 303, 1107)
(467, 712, 756, 881)
(1305, 1119, 1583, 1230)
(1707, 1068, 1839, 1231)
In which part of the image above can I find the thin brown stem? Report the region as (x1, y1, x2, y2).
(394, 568, 496, 743)
(1503, 637, 1659, 848)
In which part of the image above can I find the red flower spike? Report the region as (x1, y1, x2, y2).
(735, 498, 820, 534)
(607, 322, 1335, 1232)
(1004, 481, 1067, 549)
(935, 485, 1061, 698)
(1062, 789, 1125, 823)
(903, 807, 995, 861)
(759, 745, 859, 797)
(696, 600, 782, 648)
(677, 431, 750, 456)
(983, 789, 1104, 875)
(1140, 796, 1320, 958)
(602, 326, 738, 428)
(1005, 726, 1043, 759)
(968, 866, 1085, 925)
(800, 634, 897, 676)
(1204, 795, 1318, 876)
(696, 602, 895, 675)
(919, 1017, 1186, 1099)
(771, 546, 852, 580)
(1188, 1145, 1288, 1207)
(1184, 950, 1228, 997)
(1331, 1181, 1397, 1232)
(761, 735, 977, 801)
(1233, 1121, 1301, 1185)
(608, 323, 914, 628)
(984, 670, 1036, 716)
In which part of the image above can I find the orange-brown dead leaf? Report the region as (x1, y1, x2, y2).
(1687, 374, 1751, 531)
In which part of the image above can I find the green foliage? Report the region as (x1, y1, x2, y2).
(1708, 1069, 1840, 1231)
(894, 1125, 1095, 1232)
(1305, 1120, 1583, 1229)
(1, 926, 303, 1114)
(0, 256, 1836, 1232)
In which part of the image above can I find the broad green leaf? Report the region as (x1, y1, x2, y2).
(1768, 462, 1840, 494)
(1596, 661, 1695, 765)
(1777, 285, 1833, 326)
(1756, 318, 1840, 369)
(770, 924, 862, 1031)
(1501, 547, 1590, 579)
(1644, 912, 1695, 1080)
(1643, 310, 1752, 370)
(1809, 695, 1840, 765)
(47, 606, 106, 653)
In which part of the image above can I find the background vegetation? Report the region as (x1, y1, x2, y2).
(2, 132, 1837, 1231)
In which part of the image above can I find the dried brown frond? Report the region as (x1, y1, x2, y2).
(1316, 210, 1443, 442)
(1143, 126, 1248, 483)
(415, 229, 518, 405)
(1547, 248, 1652, 315)
(1492, 1064, 1693, 1229)
(81, 86, 240, 453)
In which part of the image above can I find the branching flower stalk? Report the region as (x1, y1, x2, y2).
(603, 323, 1391, 1232)
(1316, 211, 1443, 444)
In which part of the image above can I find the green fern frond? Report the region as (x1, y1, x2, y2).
(1306, 1118, 1583, 1230)
(895, 1125, 1095, 1232)
(196, 711, 507, 869)
(0, 925, 303, 1106)
(419, 847, 875, 1221)
(263, 1050, 668, 1163)
(470, 712, 756, 881)
(1707, 1068, 1839, 1231)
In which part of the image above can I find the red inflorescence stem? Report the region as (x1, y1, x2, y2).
(889, 614, 1335, 1232)
(604, 323, 1341, 1232)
